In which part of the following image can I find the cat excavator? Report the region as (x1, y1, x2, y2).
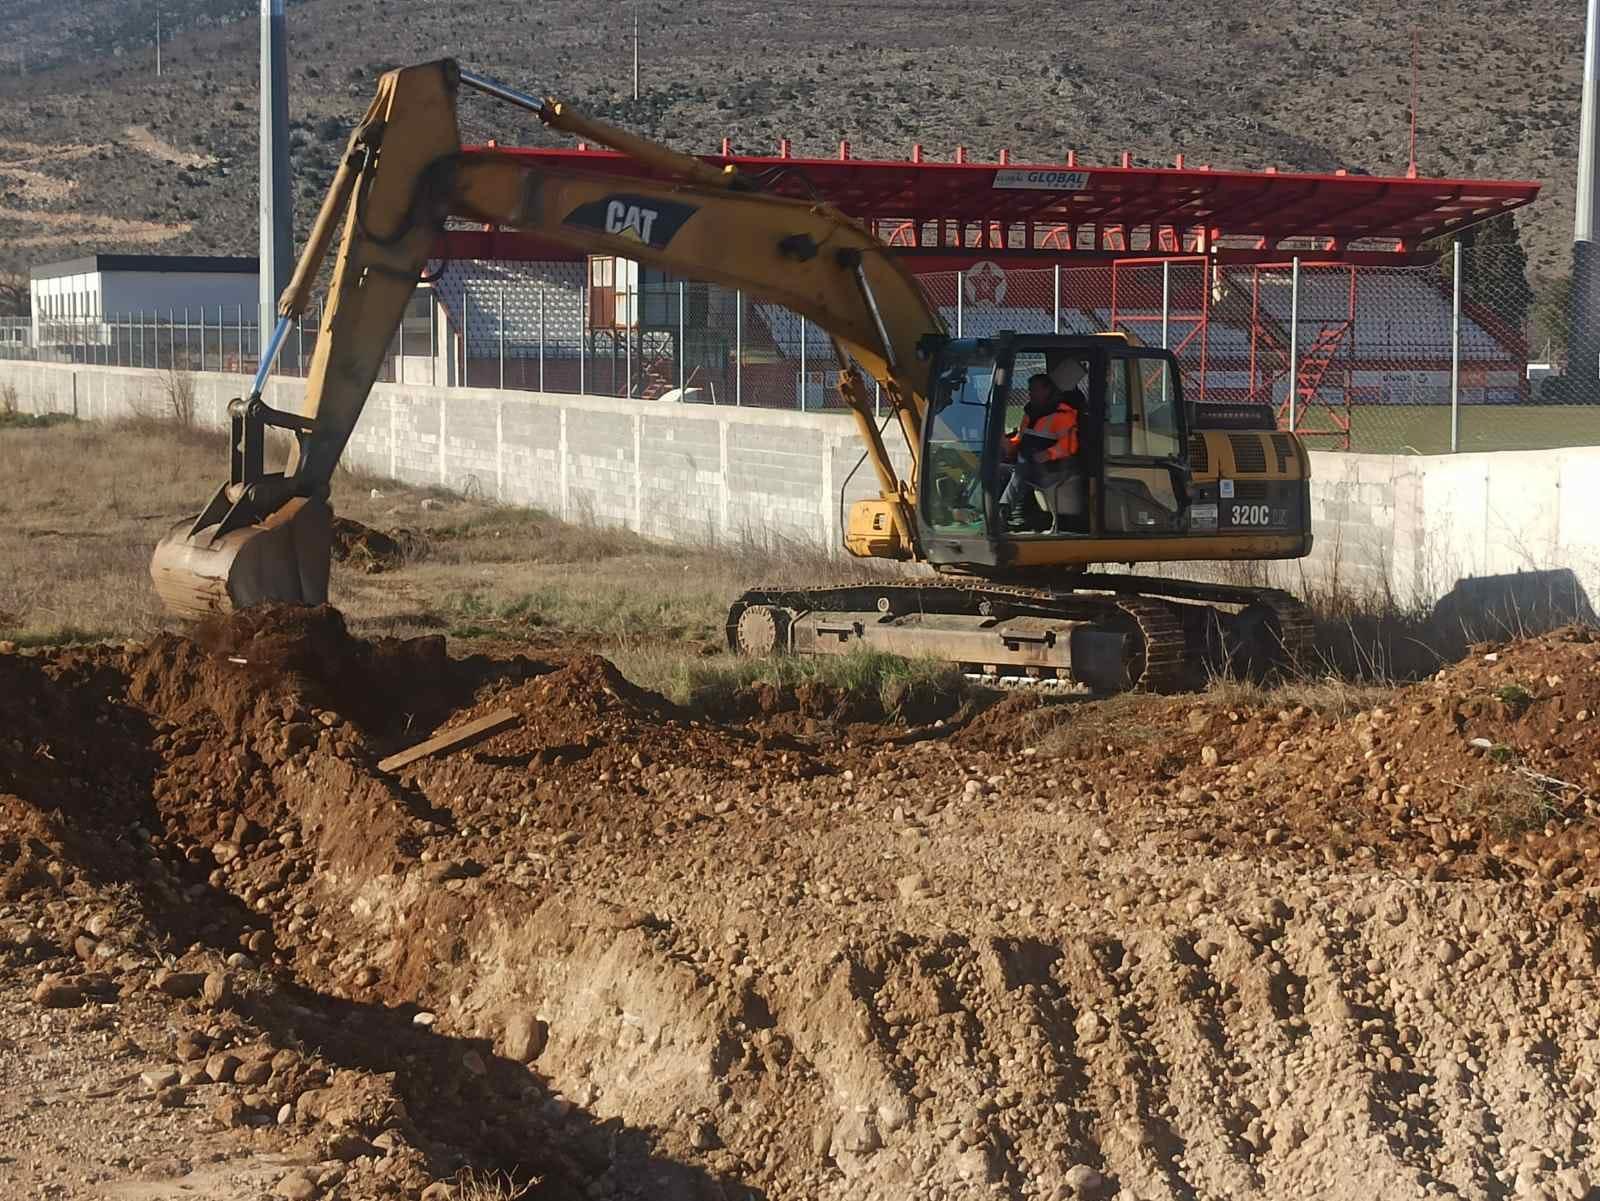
(151, 59, 1315, 692)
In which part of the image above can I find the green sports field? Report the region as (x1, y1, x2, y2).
(1294, 405, 1600, 456)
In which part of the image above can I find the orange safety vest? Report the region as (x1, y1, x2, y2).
(1007, 402, 1079, 462)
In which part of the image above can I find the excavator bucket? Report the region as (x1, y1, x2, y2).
(150, 496, 333, 620)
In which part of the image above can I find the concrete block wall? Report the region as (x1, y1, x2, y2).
(3, 359, 1595, 610)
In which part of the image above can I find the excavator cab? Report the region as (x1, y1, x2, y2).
(919, 332, 1192, 570)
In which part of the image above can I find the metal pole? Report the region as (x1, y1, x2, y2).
(874, 377, 881, 420)
(237, 304, 244, 373)
(397, 303, 406, 384)
(1579, 0, 1600, 245)
(956, 270, 964, 336)
(168, 308, 175, 369)
(198, 307, 204, 371)
(183, 306, 190, 365)
(498, 282, 506, 389)
(1053, 263, 1061, 334)
(1288, 257, 1300, 432)
(297, 308, 305, 376)
(138, 311, 145, 367)
(538, 282, 546, 391)
(1451, 240, 1462, 453)
(1574, 0, 1600, 380)
(625, 272, 633, 398)
(799, 314, 807, 411)
(259, 0, 293, 344)
(429, 292, 437, 387)
(580, 283, 588, 394)
(735, 288, 743, 405)
(678, 280, 686, 397)
(1161, 261, 1170, 349)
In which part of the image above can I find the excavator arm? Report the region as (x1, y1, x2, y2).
(151, 59, 942, 618)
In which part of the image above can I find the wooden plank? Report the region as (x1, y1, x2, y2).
(378, 708, 519, 773)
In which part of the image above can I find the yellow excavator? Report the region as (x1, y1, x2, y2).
(151, 59, 1314, 692)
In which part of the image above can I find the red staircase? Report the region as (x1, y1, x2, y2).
(1275, 322, 1353, 450)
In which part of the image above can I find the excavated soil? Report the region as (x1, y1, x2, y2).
(4, 612, 1600, 1200)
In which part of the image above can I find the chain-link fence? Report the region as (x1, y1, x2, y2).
(7, 245, 1595, 454)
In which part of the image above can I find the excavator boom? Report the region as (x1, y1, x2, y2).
(152, 59, 939, 618)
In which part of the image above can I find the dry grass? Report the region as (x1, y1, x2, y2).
(1203, 674, 1392, 718)
(614, 643, 972, 717)
(448, 1168, 539, 1201)
(1455, 772, 1563, 838)
(0, 419, 901, 689)
(0, 418, 212, 644)
(6, 416, 1584, 724)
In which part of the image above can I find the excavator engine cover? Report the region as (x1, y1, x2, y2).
(150, 496, 333, 619)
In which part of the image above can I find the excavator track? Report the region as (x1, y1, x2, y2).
(726, 575, 1313, 694)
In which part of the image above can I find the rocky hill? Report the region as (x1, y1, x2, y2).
(0, 0, 1583, 281)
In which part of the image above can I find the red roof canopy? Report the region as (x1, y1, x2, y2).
(443, 144, 1539, 265)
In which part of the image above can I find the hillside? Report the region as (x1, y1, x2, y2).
(0, 0, 1583, 283)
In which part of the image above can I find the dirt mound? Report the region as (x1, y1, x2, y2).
(137, 604, 529, 738)
(6, 619, 1600, 1199)
(330, 515, 427, 573)
(959, 625, 1600, 890)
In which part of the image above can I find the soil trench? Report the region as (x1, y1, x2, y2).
(3, 606, 1600, 1200)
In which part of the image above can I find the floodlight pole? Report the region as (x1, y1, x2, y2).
(1572, 0, 1600, 380)
(259, 0, 293, 358)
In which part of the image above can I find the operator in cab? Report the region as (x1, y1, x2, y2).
(999, 363, 1084, 531)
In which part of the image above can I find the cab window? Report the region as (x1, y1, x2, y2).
(1101, 352, 1185, 533)
(924, 353, 995, 533)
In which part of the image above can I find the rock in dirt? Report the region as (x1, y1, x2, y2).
(153, 968, 205, 999)
(32, 976, 83, 1008)
(156, 1085, 187, 1109)
(276, 1170, 321, 1201)
(205, 1052, 242, 1083)
(1065, 1163, 1105, 1195)
(235, 1057, 273, 1086)
(327, 1134, 378, 1162)
(175, 1031, 211, 1062)
(895, 873, 928, 901)
(140, 1067, 181, 1090)
(201, 969, 231, 1009)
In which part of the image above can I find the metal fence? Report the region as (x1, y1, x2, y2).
(5, 245, 1593, 454)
